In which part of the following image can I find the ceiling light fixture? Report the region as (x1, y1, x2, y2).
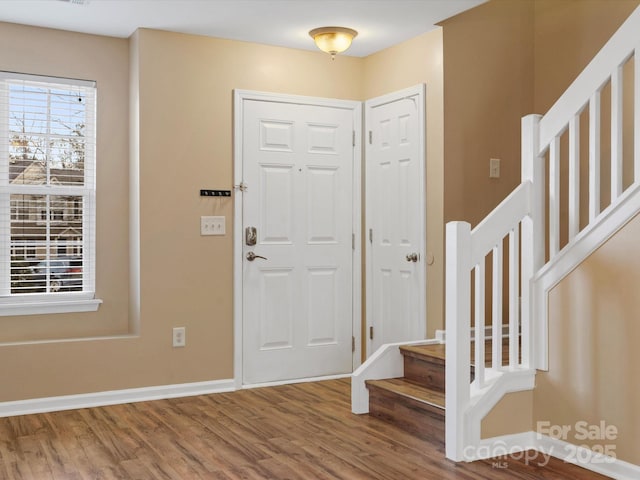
(309, 26, 358, 60)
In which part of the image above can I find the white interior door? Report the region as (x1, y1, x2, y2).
(236, 93, 359, 385)
(366, 85, 426, 355)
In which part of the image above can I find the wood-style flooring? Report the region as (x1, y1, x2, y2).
(0, 378, 608, 479)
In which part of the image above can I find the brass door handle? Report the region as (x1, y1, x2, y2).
(246, 252, 268, 261)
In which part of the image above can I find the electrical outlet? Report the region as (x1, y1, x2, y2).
(172, 327, 186, 347)
(201, 216, 225, 236)
(489, 158, 501, 178)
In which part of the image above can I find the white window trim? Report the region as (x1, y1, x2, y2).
(0, 296, 102, 316)
(0, 71, 101, 316)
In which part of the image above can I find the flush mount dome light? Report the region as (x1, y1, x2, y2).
(309, 26, 358, 59)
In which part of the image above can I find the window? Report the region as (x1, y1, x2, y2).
(0, 72, 100, 315)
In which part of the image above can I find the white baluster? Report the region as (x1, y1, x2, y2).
(492, 243, 503, 371)
(569, 114, 581, 240)
(611, 64, 623, 200)
(635, 49, 640, 184)
(589, 92, 601, 221)
(509, 227, 520, 369)
(474, 262, 485, 388)
(549, 136, 560, 257)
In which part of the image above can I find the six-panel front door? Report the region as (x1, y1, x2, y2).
(241, 98, 355, 385)
(366, 86, 426, 354)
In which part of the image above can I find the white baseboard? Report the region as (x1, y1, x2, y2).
(0, 378, 235, 417)
(241, 373, 352, 390)
(536, 434, 640, 480)
(468, 431, 537, 460)
(468, 432, 640, 480)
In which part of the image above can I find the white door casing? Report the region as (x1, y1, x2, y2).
(366, 85, 427, 355)
(234, 90, 362, 386)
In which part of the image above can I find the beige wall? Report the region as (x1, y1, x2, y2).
(481, 390, 533, 439)
(0, 22, 139, 401)
(133, 28, 365, 385)
(0, 20, 446, 401)
(0, 22, 369, 401)
(533, 0, 639, 114)
(363, 29, 445, 336)
(442, 0, 535, 227)
(535, 213, 640, 465)
(441, 0, 535, 327)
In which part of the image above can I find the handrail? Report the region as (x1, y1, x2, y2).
(470, 181, 531, 267)
(539, 7, 640, 153)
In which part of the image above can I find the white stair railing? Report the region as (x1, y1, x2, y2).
(446, 5, 640, 462)
(445, 150, 540, 461)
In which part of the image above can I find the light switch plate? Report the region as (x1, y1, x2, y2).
(172, 327, 186, 347)
(489, 158, 501, 178)
(201, 216, 225, 235)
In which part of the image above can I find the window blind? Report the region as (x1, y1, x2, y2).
(0, 71, 96, 297)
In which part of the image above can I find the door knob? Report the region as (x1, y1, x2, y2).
(246, 252, 268, 261)
(406, 253, 419, 262)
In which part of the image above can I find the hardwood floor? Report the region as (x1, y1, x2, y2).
(0, 378, 608, 479)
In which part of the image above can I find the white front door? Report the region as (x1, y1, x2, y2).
(236, 92, 360, 385)
(366, 85, 427, 355)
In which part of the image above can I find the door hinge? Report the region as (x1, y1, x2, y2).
(352, 336, 356, 353)
(369, 228, 373, 243)
(352, 233, 355, 250)
(369, 326, 374, 340)
(352, 130, 356, 147)
(368, 130, 373, 144)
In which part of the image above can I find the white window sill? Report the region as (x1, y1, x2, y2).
(0, 297, 102, 317)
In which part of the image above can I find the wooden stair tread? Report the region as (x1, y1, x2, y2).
(366, 378, 445, 410)
(399, 343, 445, 363)
(400, 340, 516, 366)
(367, 339, 521, 441)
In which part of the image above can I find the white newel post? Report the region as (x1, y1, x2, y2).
(445, 221, 471, 462)
(520, 114, 543, 370)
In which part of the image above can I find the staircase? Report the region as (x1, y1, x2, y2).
(364, 340, 511, 441)
(445, 3, 640, 464)
(353, 5, 640, 471)
(366, 344, 445, 440)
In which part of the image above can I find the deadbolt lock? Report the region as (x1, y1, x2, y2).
(245, 226, 257, 246)
(406, 253, 419, 263)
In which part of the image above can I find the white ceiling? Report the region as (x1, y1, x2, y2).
(0, 0, 485, 57)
